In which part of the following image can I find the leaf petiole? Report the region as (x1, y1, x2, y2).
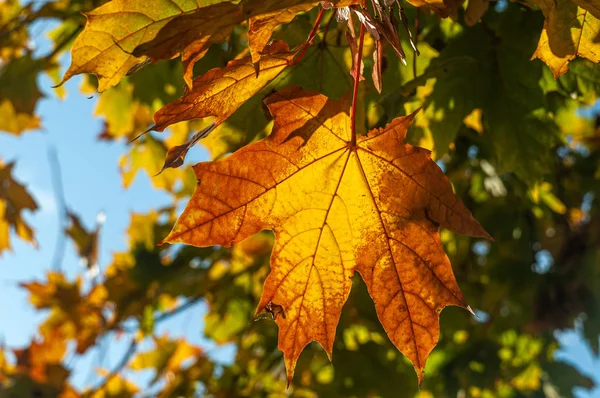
(350, 22, 365, 147)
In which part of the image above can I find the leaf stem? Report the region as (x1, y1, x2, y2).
(90, 338, 138, 393)
(293, 7, 326, 65)
(350, 23, 365, 147)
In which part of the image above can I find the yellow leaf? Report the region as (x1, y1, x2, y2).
(153, 41, 295, 132)
(163, 86, 491, 384)
(0, 160, 38, 252)
(247, 0, 359, 64)
(131, 336, 202, 384)
(60, 0, 351, 91)
(89, 370, 139, 398)
(463, 108, 484, 134)
(21, 272, 107, 353)
(532, 0, 600, 78)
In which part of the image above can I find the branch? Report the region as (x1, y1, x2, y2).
(48, 146, 67, 272)
(154, 296, 203, 325)
(88, 338, 138, 394)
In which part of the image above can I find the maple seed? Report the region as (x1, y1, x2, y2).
(162, 86, 492, 385)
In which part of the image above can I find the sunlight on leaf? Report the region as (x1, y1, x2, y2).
(163, 86, 491, 384)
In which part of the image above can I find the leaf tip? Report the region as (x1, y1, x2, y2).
(416, 368, 425, 387)
(466, 305, 478, 318)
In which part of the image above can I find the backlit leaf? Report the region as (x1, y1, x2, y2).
(163, 86, 491, 384)
(131, 335, 202, 384)
(60, 0, 353, 91)
(152, 41, 295, 133)
(533, 0, 600, 78)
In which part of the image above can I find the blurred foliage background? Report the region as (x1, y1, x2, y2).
(1, 0, 599, 396)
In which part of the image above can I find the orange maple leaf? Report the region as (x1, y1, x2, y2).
(152, 41, 295, 133)
(162, 86, 491, 384)
(60, 0, 357, 91)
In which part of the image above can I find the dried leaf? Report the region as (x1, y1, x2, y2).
(247, 0, 358, 66)
(465, 0, 489, 26)
(405, 0, 464, 18)
(162, 86, 491, 384)
(372, 39, 384, 93)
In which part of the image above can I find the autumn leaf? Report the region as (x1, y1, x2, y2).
(131, 335, 202, 384)
(465, 0, 489, 26)
(0, 56, 45, 134)
(152, 41, 295, 133)
(248, 4, 322, 64)
(88, 370, 139, 398)
(162, 86, 491, 383)
(572, 0, 600, 18)
(7, 331, 79, 397)
(60, 0, 354, 91)
(158, 123, 216, 173)
(65, 211, 101, 269)
(0, 160, 38, 252)
(154, 356, 214, 398)
(405, 0, 464, 18)
(532, 0, 600, 78)
(21, 272, 107, 353)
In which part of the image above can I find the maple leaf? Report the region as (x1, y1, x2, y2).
(8, 331, 79, 397)
(152, 41, 295, 133)
(0, 160, 38, 252)
(21, 272, 107, 353)
(162, 86, 491, 383)
(88, 370, 139, 398)
(0, 55, 45, 134)
(131, 335, 203, 384)
(532, 0, 600, 78)
(60, 0, 354, 91)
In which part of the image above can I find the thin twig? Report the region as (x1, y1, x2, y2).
(48, 146, 67, 272)
(154, 296, 203, 325)
(350, 23, 366, 147)
(413, 9, 420, 79)
(87, 338, 138, 395)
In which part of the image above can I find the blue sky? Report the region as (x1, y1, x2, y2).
(0, 11, 599, 397)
